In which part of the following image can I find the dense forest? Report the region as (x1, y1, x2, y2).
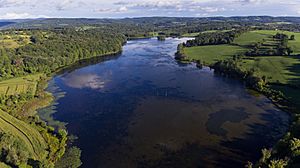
(0, 29, 126, 80)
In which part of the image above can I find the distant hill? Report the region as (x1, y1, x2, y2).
(0, 21, 15, 27)
(2, 16, 300, 30)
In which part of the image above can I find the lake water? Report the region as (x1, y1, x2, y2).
(42, 38, 289, 168)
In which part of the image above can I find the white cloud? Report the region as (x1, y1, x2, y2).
(56, 0, 75, 10)
(0, 0, 299, 18)
(94, 6, 128, 13)
(55, 0, 87, 11)
(0, 0, 28, 8)
(200, 7, 226, 13)
(62, 73, 107, 89)
(118, 6, 128, 12)
(114, 0, 182, 10)
(0, 12, 49, 19)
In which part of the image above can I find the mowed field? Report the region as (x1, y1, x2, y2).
(184, 30, 300, 107)
(240, 55, 300, 107)
(185, 30, 300, 83)
(0, 109, 47, 160)
(0, 74, 42, 96)
(233, 31, 271, 46)
(239, 56, 300, 85)
(0, 75, 49, 163)
(184, 44, 246, 65)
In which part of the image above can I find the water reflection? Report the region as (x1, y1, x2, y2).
(46, 38, 289, 168)
(62, 73, 105, 89)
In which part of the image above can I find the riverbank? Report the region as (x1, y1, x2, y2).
(37, 49, 125, 167)
(46, 37, 289, 167)
(211, 60, 299, 167)
(176, 30, 300, 167)
(177, 55, 298, 167)
(0, 73, 67, 167)
(0, 45, 124, 167)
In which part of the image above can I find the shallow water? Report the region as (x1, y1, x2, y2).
(42, 38, 289, 168)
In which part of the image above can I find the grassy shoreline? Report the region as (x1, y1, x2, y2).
(178, 30, 300, 167)
(0, 47, 124, 167)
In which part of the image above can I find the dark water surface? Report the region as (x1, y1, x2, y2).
(42, 38, 289, 168)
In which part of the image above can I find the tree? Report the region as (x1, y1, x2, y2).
(290, 138, 300, 157)
(0, 132, 30, 166)
(245, 161, 253, 168)
(30, 35, 38, 44)
(287, 47, 293, 56)
(268, 159, 288, 168)
(290, 35, 295, 40)
(261, 148, 272, 163)
(55, 147, 82, 168)
(157, 35, 166, 41)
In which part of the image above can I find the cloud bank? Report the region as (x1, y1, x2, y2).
(0, 0, 299, 19)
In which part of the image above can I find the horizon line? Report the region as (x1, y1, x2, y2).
(1, 15, 300, 20)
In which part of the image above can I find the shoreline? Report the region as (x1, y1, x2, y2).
(19, 37, 296, 167)
(37, 50, 124, 128)
(6, 50, 122, 167)
(175, 50, 298, 166)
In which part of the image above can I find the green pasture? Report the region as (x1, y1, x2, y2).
(0, 109, 47, 160)
(184, 44, 246, 65)
(239, 56, 300, 85)
(0, 74, 42, 96)
(184, 30, 300, 108)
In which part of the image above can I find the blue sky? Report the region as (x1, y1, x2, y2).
(0, 0, 299, 19)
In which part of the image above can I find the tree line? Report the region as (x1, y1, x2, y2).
(184, 29, 248, 47)
(0, 28, 126, 167)
(0, 29, 126, 81)
(246, 33, 295, 56)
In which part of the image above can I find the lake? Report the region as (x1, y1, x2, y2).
(40, 38, 289, 168)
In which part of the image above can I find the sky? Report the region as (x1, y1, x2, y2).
(0, 0, 300, 19)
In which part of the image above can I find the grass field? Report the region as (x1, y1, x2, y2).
(0, 109, 47, 160)
(250, 30, 300, 54)
(0, 32, 31, 49)
(239, 56, 300, 85)
(239, 56, 300, 107)
(233, 31, 271, 46)
(184, 44, 246, 65)
(0, 74, 42, 96)
(185, 30, 300, 67)
(184, 30, 300, 107)
(182, 30, 232, 37)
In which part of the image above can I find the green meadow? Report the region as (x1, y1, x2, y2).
(183, 44, 246, 65)
(233, 31, 270, 46)
(184, 30, 300, 107)
(240, 56, 300, 106)
(239, 56, 300, 85)
(0, 74, 42, 96)
(0, 109, 47, 160)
